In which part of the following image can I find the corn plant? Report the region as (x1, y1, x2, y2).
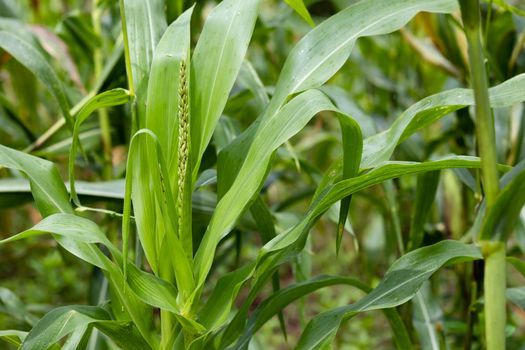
(1, 0, 525, 349)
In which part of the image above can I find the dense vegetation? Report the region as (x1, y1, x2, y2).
(0, 0, 525, 349)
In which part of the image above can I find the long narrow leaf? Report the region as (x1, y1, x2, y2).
(190, 0, 261, 172)
(295, 241, 482, 349)
(0, 31, 73, 128)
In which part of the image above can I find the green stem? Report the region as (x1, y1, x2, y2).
(459, 2, 505, 350)
(459, 0, 499, 210)
(160, 310, 176, 350)
(481, 241, 507, 350)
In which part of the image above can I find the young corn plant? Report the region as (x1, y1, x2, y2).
(1, 0, 525, 349)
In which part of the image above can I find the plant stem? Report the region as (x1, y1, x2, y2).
(459, 0, 499, 210)
(459, 1, 505, 349)
(482, 241, 507, 350)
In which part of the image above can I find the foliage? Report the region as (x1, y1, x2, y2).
(1, 0, 525, 349)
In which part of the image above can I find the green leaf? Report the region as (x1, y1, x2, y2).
(490, 0, 525, 17)
(219, 157, 486, 347)
(233, 275, 369, 349)
(1, 211, 204, 336)
(197, 263, 255, 330)
(480, 160, 525, 240)
(284, 0, 314, 27)
(295, 241, 482, 349)
(120, 0, 166, 99)
(0, 145, 73, 216)
(336, 112, 362, 253)
(219, 0, 458, 195)
(408, 171, 441, 250)
(229, 274, 413, 350)
(193, 89, 360, 290)
(0, 148, 155, 345)
(146, 7, 192, 177)
(68, 88, 131, 205)
(132, 7, 194, 278)
(412, 283, 444, 350)
(191, 0, 262, 172)
(362, 73, 525, 169)
(0, 288, 38, 326)
(0, 31, 73, 129)
(0, 213, 111, 246)
(508, 256, 525, 277)
(124, 130, 195, 304)
(0, 330, 27, 347)
(20, 306, 150, 350)
(270, 0, 457, 113)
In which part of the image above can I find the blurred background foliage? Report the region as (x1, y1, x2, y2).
(1, 0, 525, 349)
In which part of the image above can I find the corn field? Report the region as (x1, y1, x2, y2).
(1, 0, 525, 349)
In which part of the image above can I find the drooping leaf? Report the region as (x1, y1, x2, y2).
(0, 211, 203, 335)
(0, 144, 73, 216)
(68, 88, 131, 205)
(362, 73, 525, 169)
(218, 157, 487, 346)
(20, 306, 150, 350)
(0, 31, 73, 129)
(193, 89, 362, 290)
(295, 241, 482, 349)
(219, 0, 459, 194)
(0, 330, 27, 347)
(232, 275, 368, 349)
(270, 0, 457, 112)
(0, 147, 155, 346)
(0, 288, 38, 326)
(0, 213, 111, 246)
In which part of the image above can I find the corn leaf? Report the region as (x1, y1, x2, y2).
(0, 145, 72, 216)
(124, 130, 195, 303)
(284, 0, 314, 27)
(0, 330, 27, 347)
(0, 211, 203, 335)
(20, 306, 150, 350)
(0, 31, 73, 128)
(480, 160, 525, 240)
(190, 0, 261, 172)
(295, 241, 482, 349)
(193, 89, 361, 289)
(363, 73, 525, 168)
(271, 0, 456, 111)
(219, 0, 459, 192)
(133, 7, 193, 277)
(218, 157, 486, 347)
(120, 0, 166, 99)
(408, 171, 441, 250)
(68, 88, 131, 205)
(0, 288, 38, 326)
(232, 275, 368, 349)
(231, 274, 413, 350)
